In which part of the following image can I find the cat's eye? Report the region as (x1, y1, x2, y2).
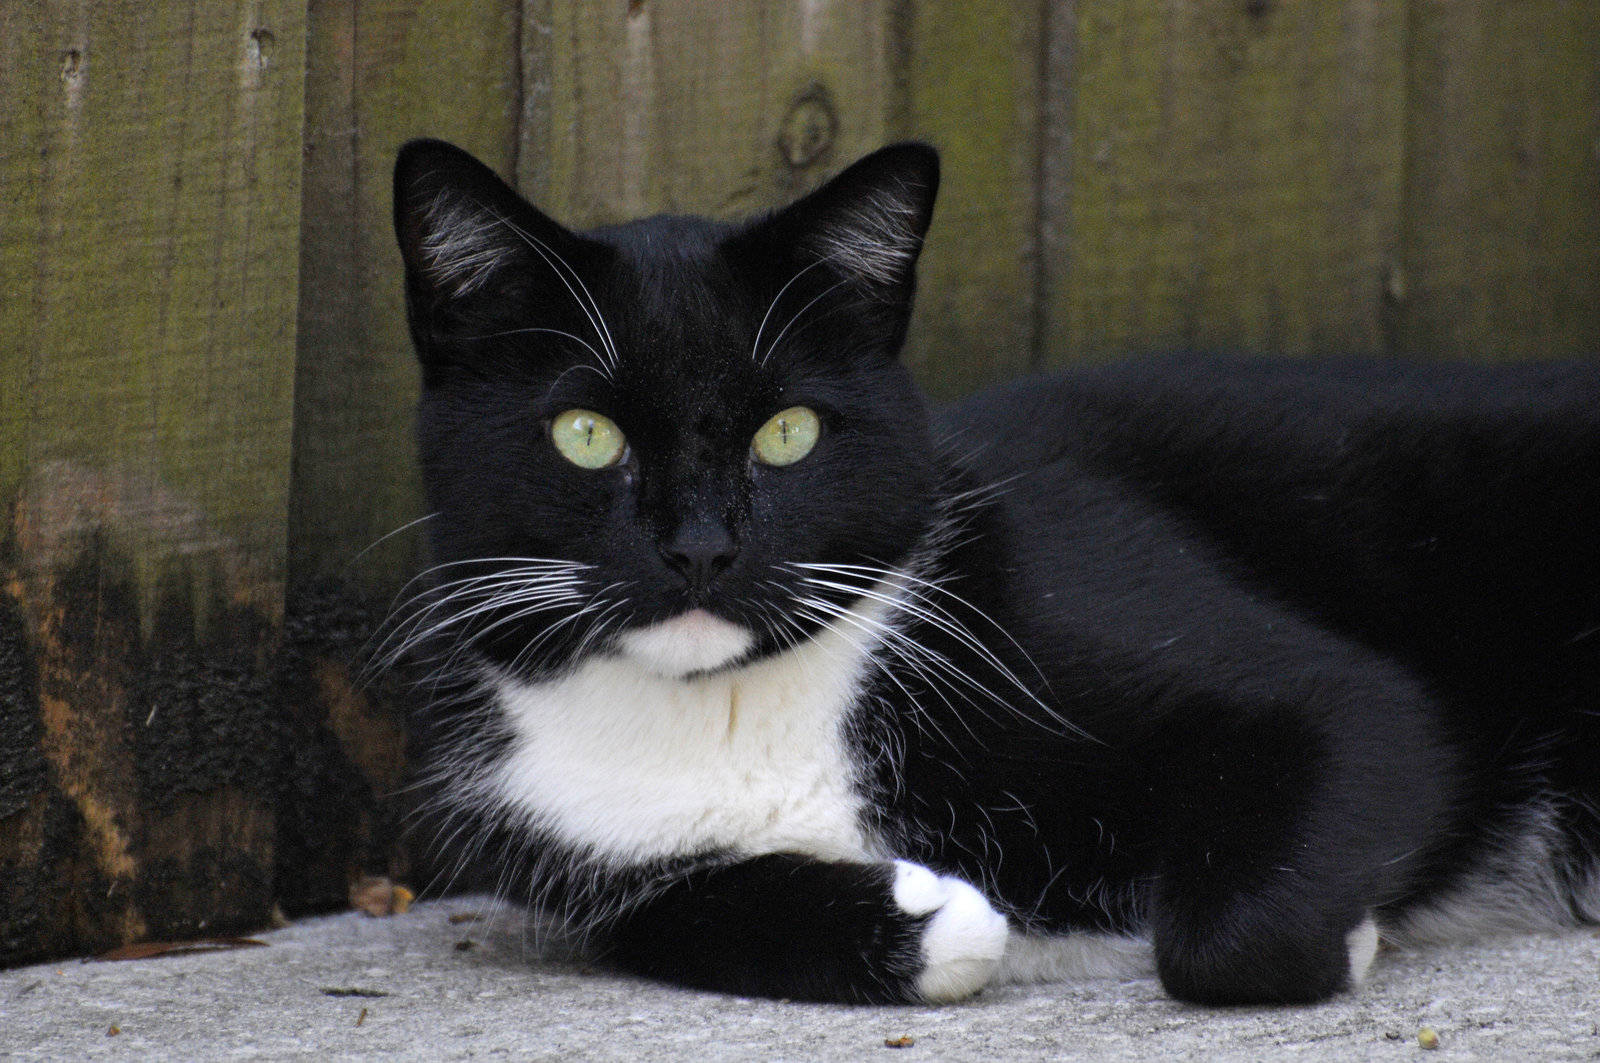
(550, 409, 627, 469)
(752, 406, 820, 466)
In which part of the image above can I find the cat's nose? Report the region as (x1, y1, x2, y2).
(659, 521, 739, 593)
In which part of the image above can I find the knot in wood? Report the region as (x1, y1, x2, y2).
(779, 88, 838, 170)
(249, 28, 276, 67)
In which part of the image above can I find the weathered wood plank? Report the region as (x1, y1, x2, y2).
(530, 0, 898, 226)
(1047, 0, 1408, 362)
(0, 1, 306, 964)
(285, 0, 522, 911)
(899, 0, 1047, 396)
(1393, 0, 1600, 361)
(292, 0, 520, 593)
(528, 0, 1046, 400)
(0, 3, 42, 508)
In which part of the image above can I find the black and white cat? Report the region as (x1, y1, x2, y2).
(387, 139, 1600, 1005)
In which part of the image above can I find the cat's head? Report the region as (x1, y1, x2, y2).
(391, 139, 941, 681)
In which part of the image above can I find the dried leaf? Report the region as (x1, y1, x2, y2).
(884, 1035, 916, 1049)
(350, 875, 415, 917)
(92, 937, 267, 962)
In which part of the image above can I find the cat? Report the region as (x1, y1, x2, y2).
(385, 138, 1600, 1006)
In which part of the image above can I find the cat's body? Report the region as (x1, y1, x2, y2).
(390, 140, 1600, 1005)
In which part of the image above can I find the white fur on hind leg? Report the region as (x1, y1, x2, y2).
(1345, 913, 1380, 987)
(892, 861, 1009, 1003)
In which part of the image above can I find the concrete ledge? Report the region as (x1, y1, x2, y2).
(5, 899, 1598, 1061)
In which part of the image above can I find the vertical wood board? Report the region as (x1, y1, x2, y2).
(285, 0, 522, 913)
(0, 0, 307, 964)
(1050, 0, 1408, 361)
(899, 0, 1048, 397)
(1395, 0, 1600, 361)
(530, 0, 898, 227)
(2, 2, 305, 613)
(292, 0, 521, 594)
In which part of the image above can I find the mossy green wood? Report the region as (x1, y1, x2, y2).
(1395, 0, 1600, 362)
(527, 1, 1048, 400)
(0, 6, 40, 507)
(0, 2, 306, 963)
(899, 0, 1047, 397)
(2, 2, 305, 622)
(1050, 0, 1409, 362)
(292, 0, 521, 595)
(530, 0, 898, 227)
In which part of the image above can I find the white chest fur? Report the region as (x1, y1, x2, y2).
(490, 615, 884, 868)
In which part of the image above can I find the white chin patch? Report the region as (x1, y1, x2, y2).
(614, 609, 756, 678)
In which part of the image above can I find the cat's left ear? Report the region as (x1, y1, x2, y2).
(729, 142, 940, 312)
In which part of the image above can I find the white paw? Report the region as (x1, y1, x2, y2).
(1345, 913, 1380, 986)
(892, 860, 1009, 1003)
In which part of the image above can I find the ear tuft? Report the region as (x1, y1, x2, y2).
(393, 139, 541, 304)
(413, 189, 519, 297)
(722, 143, 942, 361)
(803, 143, 940, 291)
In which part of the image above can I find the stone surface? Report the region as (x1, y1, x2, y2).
(4, 898, 1598, 1061)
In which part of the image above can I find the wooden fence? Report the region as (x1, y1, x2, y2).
(2, 0, 1597, 965)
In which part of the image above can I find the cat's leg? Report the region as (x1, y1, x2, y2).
(602, 854, 1009, 1003)
(1145, 753, 1428, 1004)
(1151, 878, 1379, 1005)
(1137, 682, 1446, 1006)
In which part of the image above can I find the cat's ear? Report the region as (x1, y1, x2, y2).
(392, 139, 596, 341)
(727, 143, 939, 360)
(741, 142, 941, 301)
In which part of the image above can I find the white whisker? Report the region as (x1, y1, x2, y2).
(458, 325, 608, 367)
(758, 277, 851, 367)
(749, 255, 835, 364)
(788, 565, 1092, 742)
(476, 203, 620, 375)
(350, 512, 440, 569)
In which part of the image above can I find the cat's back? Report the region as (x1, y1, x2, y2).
(936, 352, 1600, 486)
(934, 351, 1600, 733)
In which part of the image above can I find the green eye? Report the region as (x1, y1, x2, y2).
(752, 406, 820, 466)
(550, 409, 627, 469)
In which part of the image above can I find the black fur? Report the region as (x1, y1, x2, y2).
(606, 855, 931, 1004)
(390, 139, 1600, 1006)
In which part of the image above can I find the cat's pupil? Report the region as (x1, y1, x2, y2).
(752, 406, 820, 466)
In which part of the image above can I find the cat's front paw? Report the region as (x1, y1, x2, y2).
(892, 861, 1009, 1002)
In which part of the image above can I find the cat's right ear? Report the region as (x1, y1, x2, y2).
(392, 139, 594, 353)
